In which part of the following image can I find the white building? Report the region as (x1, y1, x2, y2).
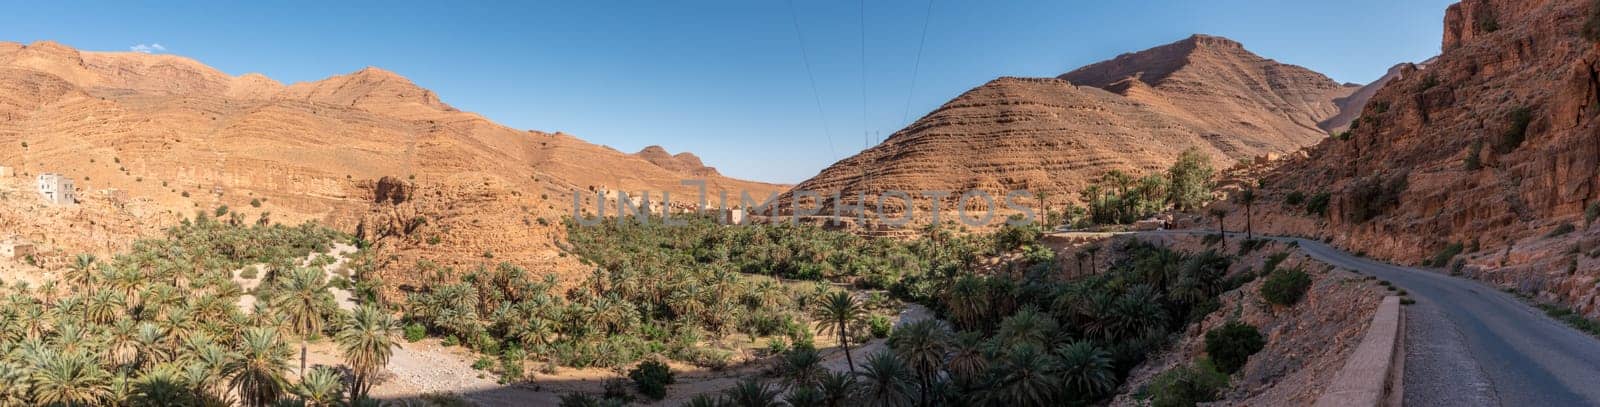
(36, 173, 74, 205)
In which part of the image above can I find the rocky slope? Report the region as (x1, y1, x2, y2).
(785, 35, 1357, 221)
(0, 40, 785, 290)
(1319, 61, 1432, 134)
(1259, 0, 1600, 316)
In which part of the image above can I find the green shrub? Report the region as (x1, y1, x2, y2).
(1204, 321, 1266, 374)
(1495, 107, 1533, 153)
(1586, 0, 1600, 42)
(1427, 242, 1464, 267)
(1263, 252, 1290, 274)
(1548, 223, 1577, 238)
(441, 335, 460, 347)
(472, 356, 494, 370)
(1284, 191, 1305, 206)
(250, 198, 262, 208)
(1464, 140, 1483, 170)
(1305, 192, 1331, 217)
(628, 359, 675, 400)
(1260, 268, 1312, 306)
(1587, 202, 1600, 226)
(868, 315, 892, 338)
(1148, 359, 1229, 407)
(238, 267, 258, 280)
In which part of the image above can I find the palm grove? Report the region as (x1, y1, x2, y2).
(0, 212, 400, 406)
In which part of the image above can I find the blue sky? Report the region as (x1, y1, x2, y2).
(2, 0, 1454, 183)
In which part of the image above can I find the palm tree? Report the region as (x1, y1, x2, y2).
(779, 347, 825, 388)
(888, 320, 949, 406)
(722, 378, 783, 407)
(293, 366, 343, 406)
(1055, 341, 1116, 401)
(996, 306, 1058, 348)
(1209, 207, 1228, 236)
(785, 386, 827, 407)
(1073, 251, 1088, 276)
(28, 349, 113, 406)
(227, 327, 292, 407)
(1237, 189, 1256, 240)
(336, 305, 399, 401)
(817, 371, 859, 407)
(131, 363, 193, 407)
(986, 343, 1059, 407)
(1084, 245, 1101, 275)
(812, 291, 866, 373)
(66, 254, 98, 290)
(856, 351, 915, 407)
(944, 331, 988, 382)
(273, 267, 334, 375)
(942, 276, 989, 331)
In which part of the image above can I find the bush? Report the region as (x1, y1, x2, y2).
(1587, 0, 1600, 42)
(1260, 268, 1312, 306)
(628, 359, 675, 400)
(1305, 192, 1331, 217)
(1284, 191, 1305, 206)
(472, 356, 494, 370)
(1587, 202, 1600, 226)
(1147, 359, 1229, 407)
(1464, 140, 1483, 170)
(238, 267, 258, 280)
(1548, 223, 1577, 238)
(1204, 322, 1265, 374)
(1495, 107, 1533, 153)
(1426, 242, 1464, 267)
(1263, 252, 1290, 274)
(868, 315, 892, 338)
(250, 198, 262, 208)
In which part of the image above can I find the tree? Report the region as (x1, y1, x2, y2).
(1237, 189, 1256, 240)
(336, 305, 400, 401)
(293, 366, 344, 406)
(627, 359, 674, 401)
(274, 267, 335, 376)
(66, 253, 99, 290)
(723, 378, 783, 407)
(780, 348, 825, 388)
(1055, 341, 1115, 400)
(812, 291, 866, 373)
(29, 350, 112, 406)
(986, 343, 1059, 406)
(856, 351, 915, 407)
(1209, 208, 1228, 236)
(1204, 321, 1265, 374)
(1084, 245, 1101, 275)
(1167, 148, 1216, 212)
(888, 320, 949, 406)
(228, 327, 293, 407)
(818, 371, 859, 407)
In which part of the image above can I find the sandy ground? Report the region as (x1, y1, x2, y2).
(351, 302, 934, 406)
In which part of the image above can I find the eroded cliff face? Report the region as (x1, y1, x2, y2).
(786, 35, 1356, 220)
(0, 41, 786, 290)
(1264, 0, 1600, 315)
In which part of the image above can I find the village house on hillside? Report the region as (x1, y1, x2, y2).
(35, 173, 74, 205)
(0, 237, 33, 260)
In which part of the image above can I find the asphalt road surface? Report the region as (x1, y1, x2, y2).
(1137, 231, 1600, 406)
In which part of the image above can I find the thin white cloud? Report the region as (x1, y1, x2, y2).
(129, 43, 166, 54)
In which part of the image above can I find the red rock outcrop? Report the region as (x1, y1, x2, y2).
(1262, 0, 1600, 315)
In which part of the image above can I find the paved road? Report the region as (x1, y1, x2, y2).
(1133, 231, 1600, 406)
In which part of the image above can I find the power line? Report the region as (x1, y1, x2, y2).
(785, 0, 837, 161)
(902, 0, 935, 125)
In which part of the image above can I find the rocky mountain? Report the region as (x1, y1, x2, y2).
(1259, 0, 1600, 314)
(0, 40, 785, 289)
(1318, 61, 1432, 133)
(634, 145, 722, 178)
(785, 35, 1357, 219)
